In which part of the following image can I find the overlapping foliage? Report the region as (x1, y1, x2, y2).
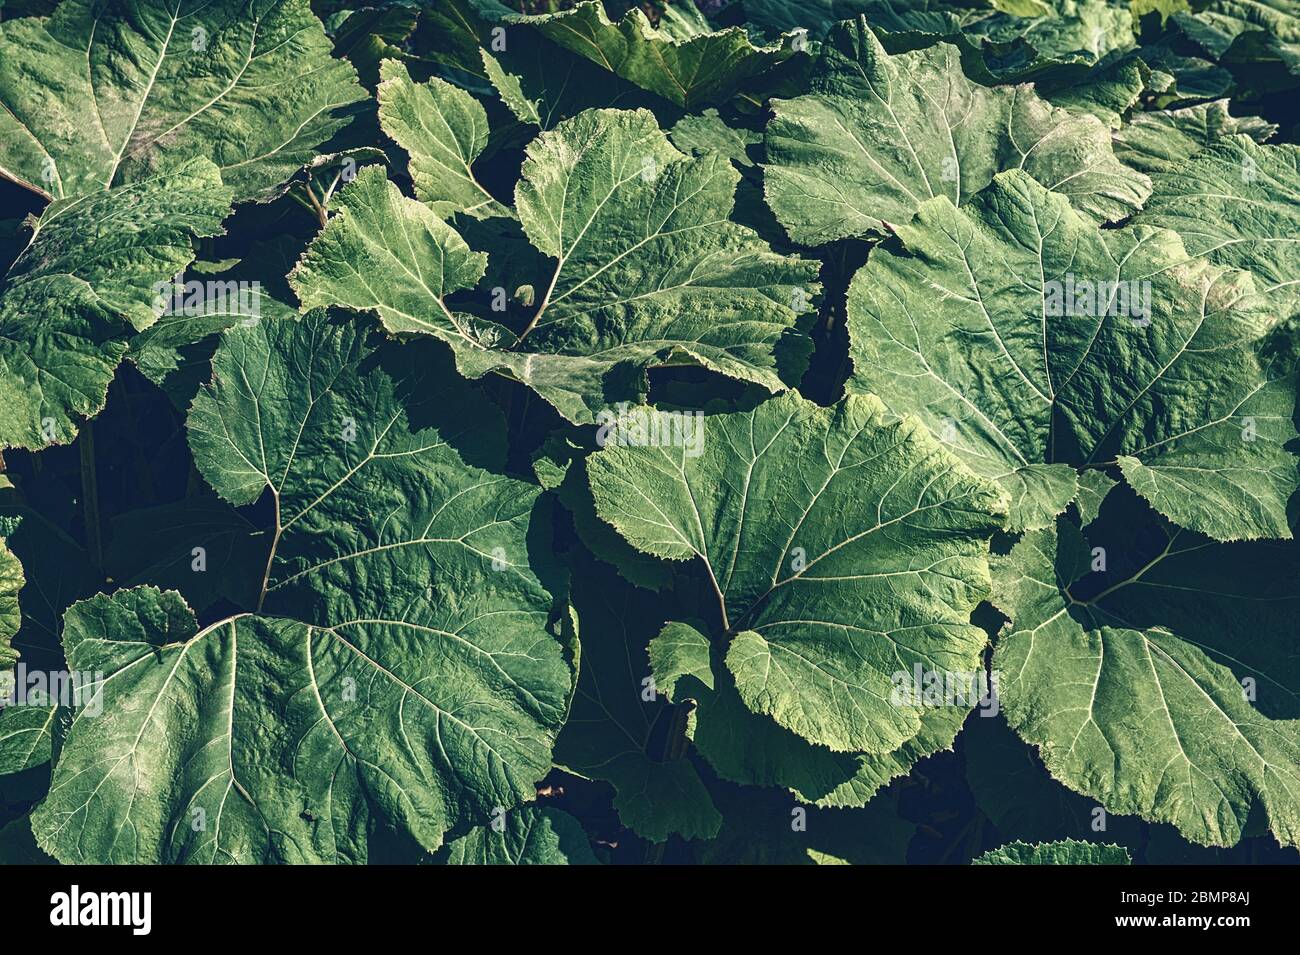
(0, 0, 1297, 865)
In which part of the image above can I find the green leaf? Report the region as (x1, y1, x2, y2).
(846, 169, 1300, 540)
(670, 110, 761, 169)
(32, 311, 572, 863)
(126, 241, 302, 409)
(1113, 100, 1277, 176)
(439, 806, 599, 864)
(967, 0, 1138, 82)
(539, 439, 673, 591)
(0, 0, 365, 202)
(409, 0, 514, 77)
(650, 620, 977, 807)
(293, 109, 820, 425)
(554, 557, 720, 842)
(1134, 136, 1300, 320)
(501, 1, 793, 109)
(376, 59, 509, 218)
(991, 501, 1300, 848)
(587, 390, 1005, 754)
(762, 19, 1150, 245)
(1137, 41, 1235, 102)
(0, 158, 231, 451)
(973, 839, 1131, 864)
(1073, 469, 1117, 526)
(290, 163, 490, 332)
(1038, 53, 1151, 128)
(818, 0, 1143, 89)
(751, 0, 1149, 121)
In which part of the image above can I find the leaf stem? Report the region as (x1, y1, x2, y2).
(256, 491, 282, 613)
(301, 180, 329, 229)
(516, 264, 562, 343)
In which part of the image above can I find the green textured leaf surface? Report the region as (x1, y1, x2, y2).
(762, 19, 1150, 245)
(0, 159, 231, 450)
(505, 1, 792, 109)
(376, 59, 509, 218)
(294, 109, 819, 424)
(0, 0, 365, 202)
(33, 312, 571, 863)
(991, 507, 1300, 848)
(439, 806, 599, 864)
(1134, 136, 1300, 320)
(588, 390, 1005, 754)
(846, 169, 1300, 539)
(651, 620, 976, 807)
(1113, 100, 1277, 176)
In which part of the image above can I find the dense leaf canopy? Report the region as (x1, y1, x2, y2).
(0, 0, 1297, 867)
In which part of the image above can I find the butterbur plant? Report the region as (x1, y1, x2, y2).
(0, 0, 1297, 869)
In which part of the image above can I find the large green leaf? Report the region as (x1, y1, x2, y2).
(1134, 135, 1300, 320)
(0, 0, 366, 202)
(586, 390, 1005, 755)
(991, 496, 1300, 848)
(376, 59, 509, 218)
(292, 109, 820, 424)
(500, 1, 793, 109)
(860, 0, 1140, 87)
(846, 169, 1300, 539)
(650, 619, 978, 807)
(0, 158, 231, 451)
(762, 18, 1150, 245)
(535, 436, 674, 592)
(32, 311, 572, 863)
